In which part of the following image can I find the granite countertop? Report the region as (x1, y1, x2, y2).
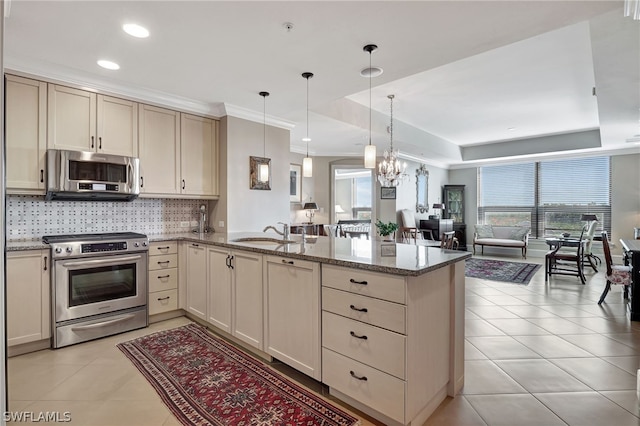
(8, 231, 470, 276)
(152, 232, 471, 276)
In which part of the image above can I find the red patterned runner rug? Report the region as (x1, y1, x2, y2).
(117, 323, 360, 426)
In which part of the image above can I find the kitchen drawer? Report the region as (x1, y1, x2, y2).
(150, 241, 178, 255)
(149, 268, 178, 293)
(149, 289, 178, 315)
(323, 348, 405, 424)
(322, 311, 405, 379)
(149, 254, 178, 270)
(322, 287, 405, 334)
(322, 264, 405, 304)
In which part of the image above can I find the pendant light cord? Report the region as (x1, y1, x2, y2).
(306, 76, 309, 156)
(388, 94, 394, 150)
(369, 49, 372, 147)
(259, 91, 269, 158)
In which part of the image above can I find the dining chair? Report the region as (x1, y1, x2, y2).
(545, 227, 586, 284)
(582, 220, 601, 271)
(440, 231, 458, 250)
(598, 231, 632, 304)
(323, 224, 340, 237)
(399, 209, 433, 243)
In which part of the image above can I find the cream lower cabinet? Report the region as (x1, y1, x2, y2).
(208, 247, 263, 350)
(185, 242, 207, 320)
(6, 250, 51, 347)
(321, 263, 459, 426)
(148, 241, 179, 316)
(5, 75, 47, 194)
(265, 255, 321, 380)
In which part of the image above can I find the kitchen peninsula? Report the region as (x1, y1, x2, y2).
(163, 232, 469, 426)
(7, 233, 469, 426)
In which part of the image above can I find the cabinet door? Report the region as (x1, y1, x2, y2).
(443, 185, 465, 223)
(47, 84, 96, 151)
(207, 247, 232, 332)
(265, 256, 321, 380)
(5, 75, 47, 193)
(138, 104, 181, 195)
(6, 250, 50, 346)
(180, 114, 218, 197)
(97, 95, 138, 156)
(185, 243, 207, 320)
(232, 251, 263, 350)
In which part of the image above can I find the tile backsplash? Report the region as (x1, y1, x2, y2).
(7, 196, 207, 241)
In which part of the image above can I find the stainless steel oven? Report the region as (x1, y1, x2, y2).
(43, 232, 149, 348)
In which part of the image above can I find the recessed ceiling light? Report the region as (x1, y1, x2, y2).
(360, 67, 383, 78)
(123, 23, 149, 38)
(97, 60, 120, 70)
(507, 127, 516, 131)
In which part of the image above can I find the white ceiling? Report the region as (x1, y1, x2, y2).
(4, 1, 639, 168)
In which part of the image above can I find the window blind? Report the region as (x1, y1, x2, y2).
(538, 157, 610, 206)
(479, 163, 535, 206)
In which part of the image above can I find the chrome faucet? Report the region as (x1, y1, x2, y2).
(263, 222, 290, 240)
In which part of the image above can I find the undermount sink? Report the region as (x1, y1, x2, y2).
(231, 237, 297, 245)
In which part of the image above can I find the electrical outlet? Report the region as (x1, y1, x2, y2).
(180, 221, 190, 227)
(218, 221, 225, 228)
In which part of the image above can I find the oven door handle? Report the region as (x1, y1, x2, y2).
(61, 255, 144, 267)
(70, 313, 137, 331)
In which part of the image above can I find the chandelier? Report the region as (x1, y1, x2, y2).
(377, 94, 407, 187)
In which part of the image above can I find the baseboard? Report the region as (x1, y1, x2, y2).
(8, 339, 50, 357)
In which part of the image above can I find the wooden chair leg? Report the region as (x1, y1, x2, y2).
(623, 285, 629, 299)
(598, 282, 612, 304)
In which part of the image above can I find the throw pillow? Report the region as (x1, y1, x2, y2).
(509, 227, 530, 241)
(475, 225, 494, 238)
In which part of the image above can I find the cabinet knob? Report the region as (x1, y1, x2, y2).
(349, 371, 368, 381)
(350, 331, 368, 340)
(349, 305, 368, 313)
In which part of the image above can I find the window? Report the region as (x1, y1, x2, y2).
(333, 168, 373, 222)
(478, 157, 611, 238)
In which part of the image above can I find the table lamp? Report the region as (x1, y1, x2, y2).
(303, 202, 319, 224)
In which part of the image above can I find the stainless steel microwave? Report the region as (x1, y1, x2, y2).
(46, 149, 140, 201)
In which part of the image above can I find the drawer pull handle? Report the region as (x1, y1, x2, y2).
(349, 371, 368, 381)
(282, 259, 294, 265)
(192, 243, 199, 247)
(157, 246, 170, 250)
(157, 296, 171, 301)
(157, 261, 170, 265)
(349, 278, 368, 285)
(349, 305, 368, 313)
(157, 275, 170, 279)
(350, 331, 368, 340)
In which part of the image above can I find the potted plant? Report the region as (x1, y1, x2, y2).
(375, 220, 398, 241)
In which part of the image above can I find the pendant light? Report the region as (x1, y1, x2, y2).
(302, 72, 314, 178)
(259, 91, 270, 183)
(363, 44, 378, 169)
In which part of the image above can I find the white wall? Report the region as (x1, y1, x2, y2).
(219, 116, 291, 232)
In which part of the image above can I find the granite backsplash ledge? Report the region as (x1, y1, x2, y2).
(6, 196, 206, 241)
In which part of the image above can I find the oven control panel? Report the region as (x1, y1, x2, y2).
(81, 242, 128, 253)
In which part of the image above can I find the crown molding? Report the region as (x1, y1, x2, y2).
(222, 103, 296, 130)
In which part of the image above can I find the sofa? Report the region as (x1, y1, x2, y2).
(473, 225, 530, 258)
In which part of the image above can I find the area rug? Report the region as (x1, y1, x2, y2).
(117, 323, 359, 426)
(465, 258, 541, 285)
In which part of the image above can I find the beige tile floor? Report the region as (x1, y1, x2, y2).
(8, 254, 640, 425)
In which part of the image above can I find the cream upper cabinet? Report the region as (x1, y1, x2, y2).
(6, 250, 50, 347)
(265, 255, 321, 380)
(138, 104, 181, 196)
(47, 84, 138, 156)
(180, 113, 219, 197)
(5, 75, 47, 194)
(185, 242, 207, 321)
(96, 95, 138, 156)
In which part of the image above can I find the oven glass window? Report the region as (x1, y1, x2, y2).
(69, 264, 136, 307)
(69, 160, 127, 182)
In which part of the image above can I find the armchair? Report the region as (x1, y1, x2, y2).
(400, 209, 433, 243)
(582, 219, 601, 271)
